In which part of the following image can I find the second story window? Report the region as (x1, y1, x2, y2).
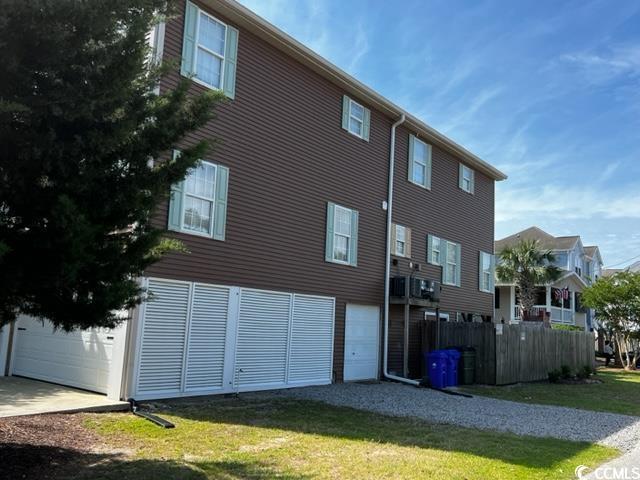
(459, 164, 475, 193)
(427, 235, 441, 265)
(195, 11, 226, 89)
(428, 235, 461, 286)
(479, 251, 494, 293)
(392, 224, 411, 258)
(168, 151, 230, 241)
(408, 135, 432, 189)
(183, 161, 217, 234)
(181, 2, 240, 99)
(341, 95, 371, 141)
(326, 202, 359, 266)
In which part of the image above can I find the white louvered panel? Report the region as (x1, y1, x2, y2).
(236, 289, 291, 387)
(184, 284, 230, 391)
(137, 279, 190, 395)
(288, 295, 335, 383)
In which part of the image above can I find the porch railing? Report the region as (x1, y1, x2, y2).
(513, 306, 574, 324)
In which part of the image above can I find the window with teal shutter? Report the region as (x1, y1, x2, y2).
(181, 1, 239, 98)
(440, 239, 461, 287)
(325, 202, 358, 266)
(341, 95, 371, 142)
(167, 150, 229, 241)
(408, 134, 432, 189)
(459, 163, 475, 194)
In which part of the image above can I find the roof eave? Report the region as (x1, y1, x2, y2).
(212, 0, 508, 182)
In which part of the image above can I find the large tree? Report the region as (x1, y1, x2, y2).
(582, 272, 640, 370)
(0, 0, 223, 330)
(496, 239, 562, 321)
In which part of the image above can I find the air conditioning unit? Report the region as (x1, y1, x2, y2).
(390, 276, 440, 302)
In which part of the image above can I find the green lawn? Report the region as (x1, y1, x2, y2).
(71, 396, 617, 480)
(463, 368, 640, 416)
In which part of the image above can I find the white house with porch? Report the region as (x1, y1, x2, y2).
(493, 227, 603, 331)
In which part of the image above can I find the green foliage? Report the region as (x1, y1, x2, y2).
(548, 369, 561, 383)
(560, 365, 572, 379)
(582, 272, 640, 369)
(551, 324, 583, 332)
(576, 365, 593, 380)
(496, 239, 562, 317)
(0, 0, 223, 330)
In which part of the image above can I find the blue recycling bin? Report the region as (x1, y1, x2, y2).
(426, 350, 448, 389)
(444, 349, 461, 387)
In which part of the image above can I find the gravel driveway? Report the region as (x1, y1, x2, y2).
(264, 382, 640, 452)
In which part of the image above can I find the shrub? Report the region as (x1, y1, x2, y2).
(560, 365, 573, 379)
(548, 369, 561, 383)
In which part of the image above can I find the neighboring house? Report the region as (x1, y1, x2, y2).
(603, 260, 640, 277)
(0, 0, 505, 400)
(493, 226, 603, 331)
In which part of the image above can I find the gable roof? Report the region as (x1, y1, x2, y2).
(212, 0, 507, 181)
(495, 226, 583, 253)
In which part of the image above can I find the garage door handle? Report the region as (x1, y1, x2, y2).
(17, 327, 26, 331)
(106, 336, 114, 340)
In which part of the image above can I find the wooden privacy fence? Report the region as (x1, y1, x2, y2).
(422, 321, 596, 385)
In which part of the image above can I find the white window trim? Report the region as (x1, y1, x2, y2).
(460, 164, 474, 194)
(431, 236, 441, 266)
(332, 205, 352, 265)
(480, 251, 492, 293)
(180, 160, 217, 238)
(443, 241, 459, 287)
(347, 99, 365, 139)
(393, 224, 407, 257)
(192, 8, 227, 91)
(411, 137, 431, 189)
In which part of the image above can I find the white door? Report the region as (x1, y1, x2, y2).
(12, 315, 114, 394)
(344, 304, 380, 381)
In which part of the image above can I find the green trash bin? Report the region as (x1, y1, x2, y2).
(459, 347, 476, 385)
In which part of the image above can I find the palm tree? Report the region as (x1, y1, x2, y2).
(496, 239, 562, 321)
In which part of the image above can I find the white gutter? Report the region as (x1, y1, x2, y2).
(382, 114, 419, 387)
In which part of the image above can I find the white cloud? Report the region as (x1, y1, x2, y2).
(559, 44, 640, 85)
(496, 183, 640, 223)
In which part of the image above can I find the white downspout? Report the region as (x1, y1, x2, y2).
(383, 114, 419, 386)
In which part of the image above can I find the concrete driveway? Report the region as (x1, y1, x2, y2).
(0, 376, 128, 417)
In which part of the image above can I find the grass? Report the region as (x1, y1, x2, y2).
(71, 396, 618, 480)
(462, 368, 640, 416)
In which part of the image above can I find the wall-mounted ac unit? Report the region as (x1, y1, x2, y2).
(390, 276, 440, 302)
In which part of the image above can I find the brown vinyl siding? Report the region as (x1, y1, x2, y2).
(146, 0, 497, 382)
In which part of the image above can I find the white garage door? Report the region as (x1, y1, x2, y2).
(12, 316, 114, 394)
(134, 279, 335, 399)
(344, 304, 380, 381)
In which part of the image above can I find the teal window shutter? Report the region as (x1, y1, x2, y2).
(362, 108, 371, 142)
(459, 163, 465, 190)
(478, 251, 484, 291)
(223, 26, 239, 99)
(455, 243, 462, 287)
(168, 150, 184, 232)
(181, 1, 198, 77)
(341, 96, 350, 130)
(440, 240, 448, 284)
(349, 210, 359, 266)
(408, 134, 415, 183)
(212, 165, 229, 241)
(168, 181, 184, 232)
(325, 202, 336, 262)
(427, 234, 433, 264)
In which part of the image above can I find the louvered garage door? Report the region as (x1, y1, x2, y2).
(135, 279, 334, 399)
(184, 284, 229, 391)
(288, 295, 335, 385)
(235, 289, 291, 388)
(136, 279, 190, 396)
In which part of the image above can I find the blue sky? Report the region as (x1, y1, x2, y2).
(239, 0, 640, 268)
